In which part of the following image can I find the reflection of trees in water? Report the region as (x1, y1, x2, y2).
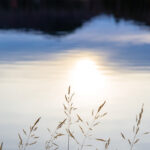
(103, 0, 150, 26)
(0, 0, 101, 35)
(0, 0, 150, 35)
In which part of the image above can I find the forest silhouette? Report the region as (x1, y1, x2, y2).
(0, 0, 149, 35)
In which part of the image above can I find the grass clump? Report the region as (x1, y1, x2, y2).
(45, 118, 66, 150)
(121, 104, 149, 150)
(76, 101, 109, 150)
(0, 87, 149, 150)
(18, 117, 41, 150)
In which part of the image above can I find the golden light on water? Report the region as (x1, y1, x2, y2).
(69, 58, 106, 95)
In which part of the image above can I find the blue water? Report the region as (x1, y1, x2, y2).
(0, 15, 150, 150)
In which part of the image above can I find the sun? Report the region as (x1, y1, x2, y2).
(69, 58, 106, 95)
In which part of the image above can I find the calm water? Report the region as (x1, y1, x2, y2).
(0, 7, 150, 150)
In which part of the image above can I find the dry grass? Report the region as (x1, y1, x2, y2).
(45, 119, 66, 150)
(0, 143, 3, 150)
(76, 101, 109, 150)
(18, 117, 41, 150)
(121, 104, 149, 150)
(0, 87, 149, 150)
(63, 86, 77, 150)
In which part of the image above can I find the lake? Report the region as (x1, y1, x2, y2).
(0, 1, 150, 150)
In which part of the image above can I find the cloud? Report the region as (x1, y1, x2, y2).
(0, 15, 150, 71)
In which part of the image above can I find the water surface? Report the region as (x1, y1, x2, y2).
(0, 6, 150, 150)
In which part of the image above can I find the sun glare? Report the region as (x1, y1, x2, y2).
(70, 58, 106, 95)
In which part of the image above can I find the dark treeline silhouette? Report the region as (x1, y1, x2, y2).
(0, 0, 102, 35)
(103, 0, 150, 26)
(0, 0, 150, 35)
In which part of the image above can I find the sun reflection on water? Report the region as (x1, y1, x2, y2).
(69, 58, 107, 95)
